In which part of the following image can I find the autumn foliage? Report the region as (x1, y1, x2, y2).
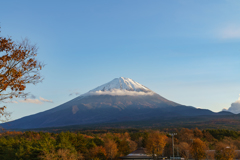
(190, 138, 207, 160)
(146, 130, 167, 160)
(0, 32, 43, 118)
(104, 137, 118, 160)
(1, 128, 240, 159)
(178, 142, 190, 159)
(215, 142, 236, 160)
(0, 131, 137, 160)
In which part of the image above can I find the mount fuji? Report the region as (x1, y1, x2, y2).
(1, 77, 229, 129)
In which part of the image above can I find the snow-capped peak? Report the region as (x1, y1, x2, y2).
(84, 77, 154, 96)
(90, 77, 152, 93)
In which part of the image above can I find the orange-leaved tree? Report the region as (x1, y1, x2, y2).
(146, 130, 167, 160)
(0, 31, 44, 121)
(215, 142, 236, 160)
(178, 142, 190, 160)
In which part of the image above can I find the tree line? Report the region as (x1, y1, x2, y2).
(0, 128, 240, 160)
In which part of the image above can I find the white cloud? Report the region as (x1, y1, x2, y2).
(84, 89, 155, 96)
(224, 94, 240, 114)
(39, 97, 53, 103)
(19, 99, 43, 104)
(219, 25, 240, 39)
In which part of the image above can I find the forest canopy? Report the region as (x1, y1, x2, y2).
(0, 128, 240, 160)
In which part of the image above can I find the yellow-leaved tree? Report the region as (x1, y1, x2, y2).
(190, 138, 207, 160)
(146, 130, 167, 160)
(104, 136, 118, 160)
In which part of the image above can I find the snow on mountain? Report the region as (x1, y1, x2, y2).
(85, 77, 155, 96)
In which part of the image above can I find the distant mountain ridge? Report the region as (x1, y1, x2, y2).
(1, 77, 231, 129)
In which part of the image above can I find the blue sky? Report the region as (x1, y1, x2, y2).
(1, 0, 240, 120)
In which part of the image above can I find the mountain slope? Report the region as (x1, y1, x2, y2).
(1, 77, 228, 129)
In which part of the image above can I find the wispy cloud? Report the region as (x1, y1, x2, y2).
(4, 101, 18, 104)
(39, 97, 53, 103)
(19, 99, 43, 104)
(30, 95, 36, 99)
(18, 96, 53, 104)
(219, 25, 240, 39)
(69, 92, 81, 96)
